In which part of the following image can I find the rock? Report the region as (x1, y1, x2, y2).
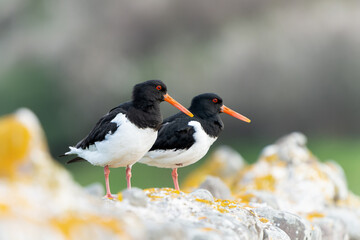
(182, 146, 245, 191)
(311, 217, 349, 240)
(255, 207, 313, 240)
(1, 109, 360, 240)
(84, 182, 105, 197)
(121, 187, 148, 207)
(199, 176, 232, 200)
(232, 132, 350, 214)
(189, 188, 214, 202)
(0, 109, 135, 239)
(239, 190, 280, 209)
(325, 208, 360, 240)
(263, 225, 291, 240)
(182, 132, 360, 239)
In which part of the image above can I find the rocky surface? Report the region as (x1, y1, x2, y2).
(0, 109, 359, 240)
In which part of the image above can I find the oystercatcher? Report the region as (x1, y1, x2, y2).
(63, 80, 193, 198)
(140, 93, 250, 190)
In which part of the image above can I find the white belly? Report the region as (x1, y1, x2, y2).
(140, 121, 217, 168)
(67, 113, 157, 168)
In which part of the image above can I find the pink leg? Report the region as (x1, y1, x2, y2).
(126, 165, 132, 189)
(172, 168, 180, 191)
(104, 165, 115, 198)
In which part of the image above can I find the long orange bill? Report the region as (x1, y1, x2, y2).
(164, 93, 194, 117)
(221, 105, 251, 123)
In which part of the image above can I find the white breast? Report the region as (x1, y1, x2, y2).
(140, 121, 217, 168)
(67, 113, 157, 168)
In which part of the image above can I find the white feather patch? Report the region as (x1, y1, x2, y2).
(66, 113, 157, 168)
(140, 121, 217, 168)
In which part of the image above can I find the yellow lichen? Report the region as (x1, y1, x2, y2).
(253, 174, 276, 191)
(311, 164, 329, 181)
(259, 217, 269, 223)
(117, 193, 123, 201)
(306, 212, 325, 221)
(201, 227, 214, 232)
(144, 188, 180, 195)
(144, 188, 181, 201)
(51, 213, 126, 239)
(161, 188, 180, 195)
(0, 116, 31, 178)
(0, 203, 9, 213)
(235, 193, 255, 203)
(229, 165, 254, 192)
(149, 195, 164, 200)
(195, 199, 212, 205)
(214, 199, 244, 213)
(182, 158, 224, 191)
(263, 154, 278, 163)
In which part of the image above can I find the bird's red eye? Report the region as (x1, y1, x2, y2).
(212, 98, 218, 103)
(156, 85, 162, 90)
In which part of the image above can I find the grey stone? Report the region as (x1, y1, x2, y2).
(311, 225, 323, 240)
(312, 217, 349, 240)
(326, 208, 360, 240)
(122, 187, 148, 207)
(199, 176, 232, 199)
(255, 207, 313, 240)
(263, 225, 291, 240)
(84, 182, 104, 197)
(247, 190, 280, 209)
(189, 189, 214, 202)
(212, 146, 245, 177)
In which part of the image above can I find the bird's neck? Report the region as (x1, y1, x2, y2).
(127, 101, 162, 130)
(195, 113, 224, 138)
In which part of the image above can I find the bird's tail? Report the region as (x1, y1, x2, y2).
(66, 156, 86, 164)
(59, 147, 86, 164)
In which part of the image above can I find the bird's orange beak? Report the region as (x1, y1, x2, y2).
(164, 94, 194, 117)
(220, 105, 251, 123)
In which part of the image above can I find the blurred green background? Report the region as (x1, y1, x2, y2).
(0, 0, 359, 193)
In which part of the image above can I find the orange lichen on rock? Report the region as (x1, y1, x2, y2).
(306, 212, 325, 221)
(117, 192, 123, 201)
(144, 188, 182, 201)
(51, 213, 127, 239)
(253, 174, 276, 191)
(0, 202, 10, 214)
(263, 154, 278, 164)
(182, 159, 224, 190)
(236, 174, 276, 192)
(201, 227, 214, 232)
(195, 198, 212, 205)
(234, 193, 255, 203)
(0, 116, 31, 178)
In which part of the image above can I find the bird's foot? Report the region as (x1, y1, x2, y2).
(103, 193, 116, 199)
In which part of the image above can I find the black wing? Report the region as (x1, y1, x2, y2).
(150, 117, 196, 151)
(75, 102, 131, 149)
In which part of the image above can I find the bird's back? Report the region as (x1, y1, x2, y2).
(75, 102, 131, 150)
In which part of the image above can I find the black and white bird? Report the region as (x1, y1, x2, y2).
(140, 93, 250, 190)
(63, 80, 193, 198)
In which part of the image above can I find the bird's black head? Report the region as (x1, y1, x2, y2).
(132, 80, 193, 117)
(190, 93, 251, 123)
(189, 93, 223, 118)
(132, 80, 168, 105)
